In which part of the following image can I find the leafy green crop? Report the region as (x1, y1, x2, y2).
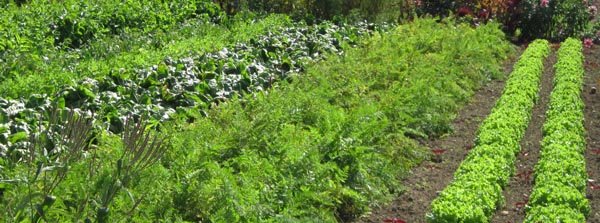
(0, 0, 223, 55)
(0, 5, 287, 99)
(524, 38, 589, 222)
(1, 17, 513, 222)
(0, 21, 386, 160)
(0, 19, 392, 222)
(165, 18, 511, 222)
(428, 39, 550, 222)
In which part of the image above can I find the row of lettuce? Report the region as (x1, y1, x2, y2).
(427, 40, 550, 222)
(523, 38, 589, 222)
(0, 19, 514, 222)
(0, 20, 386, 158)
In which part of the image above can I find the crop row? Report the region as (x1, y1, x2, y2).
(0, 21, 388, 159)
(523, 38, 589, 222)
(427, 39, 550, 222)
(0, 0, 222, 54)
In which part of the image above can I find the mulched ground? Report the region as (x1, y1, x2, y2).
(354, 47, 524, 223)
(356, 41, 600, 223)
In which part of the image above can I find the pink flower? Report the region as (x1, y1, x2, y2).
(584, 38, 594, 48)
(540, 0, 549, 7)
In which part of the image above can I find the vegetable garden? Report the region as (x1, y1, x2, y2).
(2, 0, 600, 222)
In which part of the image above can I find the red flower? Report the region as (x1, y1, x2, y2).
(540, 0, 549, 7)
(584, 38, 594, 48)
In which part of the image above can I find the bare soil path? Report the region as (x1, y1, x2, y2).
(581, 0, 600, 218)
(583, 46, 600, 223)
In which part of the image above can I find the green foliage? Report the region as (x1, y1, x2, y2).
(0, 11, 290, 99)
(524, 204, 586, 223)
(215, 0, 417, 22)
(415, 0, 593, 41)
(524, 38, 589, 221)
(0, 20, 382, 155)
(0, 0, 223, 53)
(428, 180, 502, 222)
(517, 0, 591, 41)
(0, 11, 513, 221)
(428, 39, 550, 222)
(1, 114, 169, 222)
(166, 18, 511, 222)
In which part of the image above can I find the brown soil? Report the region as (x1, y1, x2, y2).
(583, 46, 600, 222)
(489, 44, 558, 223)
(354, 47, 525, 223)
(585, 0, 600, 219)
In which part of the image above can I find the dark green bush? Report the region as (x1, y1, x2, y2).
(215, 0, 417, 22)
(515, 0, 589, 41)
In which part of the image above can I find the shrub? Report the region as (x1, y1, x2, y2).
(215, 0, 418, 22)
(515, 0, 590, 41)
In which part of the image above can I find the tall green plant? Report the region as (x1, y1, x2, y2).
(2, 109, 95, 222)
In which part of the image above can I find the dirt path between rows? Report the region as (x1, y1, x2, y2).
(354, 47, 524, 223)
(583, 46, 600, 222)
(489, 45, 557, 223)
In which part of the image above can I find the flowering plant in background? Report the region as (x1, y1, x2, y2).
(584, 38, 593, 48)
(540, 0, 549, 7)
